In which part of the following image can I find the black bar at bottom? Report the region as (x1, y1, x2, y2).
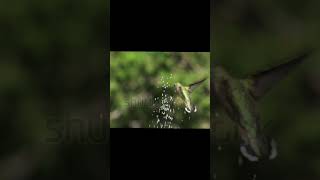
(111, 128, 210, 179)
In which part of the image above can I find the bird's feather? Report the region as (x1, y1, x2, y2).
(188, 78, 207, 93)
(247, 50, 313, 99)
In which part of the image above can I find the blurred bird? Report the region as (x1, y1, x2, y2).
(213, 51, 312, 161)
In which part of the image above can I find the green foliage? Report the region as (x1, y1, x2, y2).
(110, 52, 210, 128)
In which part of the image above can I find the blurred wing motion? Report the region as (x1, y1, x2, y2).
(188, 78, 207, 93)
(248, 50, 313, 99)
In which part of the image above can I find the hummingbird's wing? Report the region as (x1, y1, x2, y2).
(188, 78, 207, 93)
(247, 50, 313, 99)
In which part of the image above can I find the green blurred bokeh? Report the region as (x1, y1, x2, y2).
(0, 0, 108, 179)
(213, 0, 320, 180)
(111, 52, 210, 129)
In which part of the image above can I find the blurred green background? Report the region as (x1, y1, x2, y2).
(0, 0, 108, 179)
(213, 0, 320, 180)
(110, 52, 210, 129)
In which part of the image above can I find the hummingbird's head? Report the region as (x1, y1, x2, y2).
(240, 133, 277, 162)
(174, 83, 182, 94)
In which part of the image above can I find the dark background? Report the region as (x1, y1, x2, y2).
(111, 0, 210, 179)
(213, 0, 320, 180)
(0, 0, 108, 179)
(111, 128, 209, 180)
(111, 0, 210, 52)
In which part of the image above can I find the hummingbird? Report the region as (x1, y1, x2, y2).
(174, 78, 207, 113)
(213, 51, 312, 161)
